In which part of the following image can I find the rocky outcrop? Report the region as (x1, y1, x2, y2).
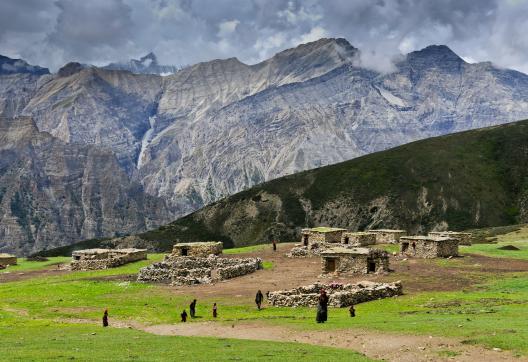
(268, 281, 403, 307)
(0, 117, 170, 255)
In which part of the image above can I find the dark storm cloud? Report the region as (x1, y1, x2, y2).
(1, 0, 527, 73)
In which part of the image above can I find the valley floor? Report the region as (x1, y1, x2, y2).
(3, 226, 528, 361)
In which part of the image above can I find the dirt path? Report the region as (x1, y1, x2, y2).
(142, 321, 524, 362)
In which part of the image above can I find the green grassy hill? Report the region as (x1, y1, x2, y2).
(41, 119, 528, 254)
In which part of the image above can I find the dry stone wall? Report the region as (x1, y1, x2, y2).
(137, 255, 262, 285)
(428, 231, 472, 245)
(369, 230, 407, 244)
(171, 241, 223, 257)
(268, 281, 403, 307)
(70, 249, 147, 271)
(0, 254, 17, 266)
(341, 232, 376, 246)
(400, 237, 458, 258)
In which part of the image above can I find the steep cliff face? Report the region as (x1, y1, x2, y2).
(0, 117, 170, 255)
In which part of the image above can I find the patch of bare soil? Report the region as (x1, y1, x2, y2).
(142, 321, 525, 362)
(0, 265, 67, 283)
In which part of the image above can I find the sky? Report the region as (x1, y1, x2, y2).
(1, 0, 528, 74)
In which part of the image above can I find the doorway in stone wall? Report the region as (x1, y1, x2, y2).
(325, 258, 337, 273)
(344, 237, 349, 244)
(181, 248, 188, 256)
(368, 260, 376, 273)
(303, 235, 309, 246)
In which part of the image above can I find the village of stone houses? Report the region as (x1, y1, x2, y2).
(3, 221, 528, 361)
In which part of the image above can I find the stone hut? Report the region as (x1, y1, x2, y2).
(71, 248, 147, 271)
(320, 247, 389, 275)
(300, 227, 347, 246)
(428, 231, 472, 245)
(341, 232, 376, 246)
(399, 236, 458, 258)
(369, 229, 407, 244)
(0, 253, 17, 266)
(171, 242, 223, 257)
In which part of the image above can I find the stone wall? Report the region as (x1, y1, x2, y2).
(320, 248, 389, 275)
(400, 237, 458, 258)
(171, 241, 223, 257)
(301, 229, 345, 245)
(268, 281, 403, 307)
(341, 232, 376, 246)
(70, 248, 147, 271)
(369, 230, 407, 244)
(137, 255, 262, 285)
(0, 254, 17, 266)
(428, 231, 472, 245)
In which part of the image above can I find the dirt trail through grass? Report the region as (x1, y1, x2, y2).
(142, 321, 524, 362)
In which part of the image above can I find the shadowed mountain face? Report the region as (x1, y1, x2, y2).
(0, 117, 170, 255)
(2, 37, 528, 254)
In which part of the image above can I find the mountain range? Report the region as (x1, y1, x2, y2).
(2, 37, 528, 255)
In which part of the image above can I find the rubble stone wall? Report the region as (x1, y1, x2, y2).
(70, 249, 147, 271)
(171, 241, 223, 257)
(321, 249, 389, 274)
(268, 281, 403, 307)
(370, 230, 407, 244)
(0, 256, 17, 266)
(137, 255, 262, 285)
(341, 232, 376, 246)
(400, 238, 458, 258)
(429, 232, 472, 245)
(301, 230, 344, 245)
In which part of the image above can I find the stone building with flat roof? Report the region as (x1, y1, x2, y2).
(0, 253, 17, 267)
(171, 242, 223, 257)
(369, 229, 407, 244)
(300, 227, 347, 246)
(341, 232, 376, 246)
(320, 247, 389, 275)
(428, 231, 472, 245)
(399, 236, 458, 258)
(71, 248, 147, 270)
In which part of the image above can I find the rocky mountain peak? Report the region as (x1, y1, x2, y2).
(57, 62, 85, 77)
(103, 52, 178, 75)
(406, 45, 465, 70)
(0, 55, 49, 75)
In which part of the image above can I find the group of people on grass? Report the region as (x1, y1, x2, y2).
(101, 241, 357, 327)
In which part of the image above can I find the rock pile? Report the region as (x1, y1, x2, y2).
(268, 281, 403, 307)
(287, 243, 330, 258)
(137, 255, 262, 285)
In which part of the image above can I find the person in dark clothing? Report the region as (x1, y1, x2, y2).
(181, 310, 188, 322)
(272, 240, 277, 251)
(349, 304, 356, 317)
(412, 241, 416, 255)
(255, 290, 264, 310)
(212, 303, 218, 318)
(316, 290, 329, 323)
(190, 299, 197, 318)
(102, 309, 109, 327)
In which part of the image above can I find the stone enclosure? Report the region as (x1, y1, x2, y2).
(320, 247, 390, 275)
(368, 229, 407, 244)
(400, 236, 459, 258)
(171, 241, 223, 257)
(268, 281, 403, 307)
(428, 231, 472, 245)
(70, 248, 147, 271)
(137, 255, 262, 285)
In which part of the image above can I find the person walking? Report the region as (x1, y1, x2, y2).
(316, 290, 329, 323)
(102, 309, 109, 327)
(272, 239, 277, 251)
(255, 290, 264, 310)
(212, 303, 218, 318)
(190, 299, 197, 318)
